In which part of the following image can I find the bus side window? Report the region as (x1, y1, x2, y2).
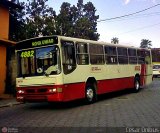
(128, 48, 137, 64)
(105, 46, 117, 64)
(76, 43, 89, 65)
(89, 44, 104, 65)
(137, 50, 145, 64)
(61, 40, 76, 74)
(117, 47, 128, 64)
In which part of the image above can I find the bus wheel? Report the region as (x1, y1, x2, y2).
(85, 85, 97, 104)
(134, 77, 140, 92)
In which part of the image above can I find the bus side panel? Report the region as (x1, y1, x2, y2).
(97, 77, 134, 94)
(62, 82, 86, 101)
(61, 77, 134, 101)
(140, 64, 146, 86)
(140, 64, 152, 86)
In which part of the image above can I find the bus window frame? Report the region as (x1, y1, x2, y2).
(76, 42, 89, 65)
(117, 47, 128, 64)
(144, 50, 151, 64)
(89, 43, 105, 65)
(128, 48, 138, 64)
(104, 46, 118, 64)
(137, 49, 145, 64)
(61, 40, 77, 75)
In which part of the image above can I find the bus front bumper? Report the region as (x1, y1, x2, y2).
(16, 93, 64, 103)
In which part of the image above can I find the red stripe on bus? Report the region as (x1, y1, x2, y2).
(58, 77, 134, 101)
(97, 77, 134, 94)
(17, 76, 138, 102)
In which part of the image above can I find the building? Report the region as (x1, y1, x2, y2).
(151, 48, 160, 62)
(0, 0, 21, 97)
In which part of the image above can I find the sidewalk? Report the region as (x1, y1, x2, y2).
(0, 94, 22, 108)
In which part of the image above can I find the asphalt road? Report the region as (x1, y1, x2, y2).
(0, 78, 160, 133)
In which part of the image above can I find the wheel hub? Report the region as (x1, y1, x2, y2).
(135, 81, 139, 90)
(86, 88, 94, 101)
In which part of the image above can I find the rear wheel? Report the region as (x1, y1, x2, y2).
(85, 84, 97, 104)
(134, 77, 140, 92)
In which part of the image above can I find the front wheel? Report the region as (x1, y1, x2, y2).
(85, 85, 97, 104)
(134, 77, 140, 92)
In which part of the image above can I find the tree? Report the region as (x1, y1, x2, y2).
(55, 2, 74, 36)
(140, 39, 152, 48)
(25, 0, 56, 38)
(111, 37, 119, 44)
(9, 0, 57, 40)
(79, 1, 99, 40)
(56, 0, 99, 40)
(9, 0, 99, 41)
(9, 2, 26, 41)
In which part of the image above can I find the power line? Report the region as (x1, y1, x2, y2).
(106, 12, 160, 22)
(97, 4, 160, 22)
(118, 22, 160, 35)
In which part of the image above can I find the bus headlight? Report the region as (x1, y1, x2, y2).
(49, 88, 57, 93)
(49, 88, 62, 93)
(17, 90, 25, 94)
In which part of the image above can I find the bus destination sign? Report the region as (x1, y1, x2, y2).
(16, 36, 58, 50)
(32, 38, 54, 47)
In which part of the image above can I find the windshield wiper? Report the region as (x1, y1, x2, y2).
(44, 65, 59, 76)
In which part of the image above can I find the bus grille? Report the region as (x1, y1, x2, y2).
(25, 96, 47, 102)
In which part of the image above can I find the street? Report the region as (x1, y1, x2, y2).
(0, 79, 160, 133)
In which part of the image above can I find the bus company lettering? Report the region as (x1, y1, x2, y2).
(135, 66, 140, 71)
(91, 67, 102, 72)
(32, 39, 54, 47)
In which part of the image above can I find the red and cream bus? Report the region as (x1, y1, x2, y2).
(16, 36, 152, 103)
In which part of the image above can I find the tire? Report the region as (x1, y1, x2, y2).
(134, 77, 140, 93)
(85, 84, 97, 104)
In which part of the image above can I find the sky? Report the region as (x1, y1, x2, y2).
(19, 0, 160, 48)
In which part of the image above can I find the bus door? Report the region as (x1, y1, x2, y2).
(138, 50, 145, 86)
(144, 50, 152, 85)
(140, 50, 152, 86)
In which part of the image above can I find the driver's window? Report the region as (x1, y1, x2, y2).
(61, 40, 76, 74)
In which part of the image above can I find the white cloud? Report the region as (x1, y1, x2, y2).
(124, 0, 130, 4)
(123, 0, 157, 5)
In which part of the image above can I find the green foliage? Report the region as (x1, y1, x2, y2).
(56, 0, 99, 40)
(111, 37, 119, 44)
(9, 0, 100, 41)
(25, 0, 56, 38)
(55, 2, 73, 36)
(9, 2, 26, 41)
(140, 39, 152, 49)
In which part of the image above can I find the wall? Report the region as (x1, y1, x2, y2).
(0, 5, 9, 39)
(0, 5, 9, 95)
(0, 46, 7, 94)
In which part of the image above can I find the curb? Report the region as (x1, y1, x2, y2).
(0, 102, 23, 108)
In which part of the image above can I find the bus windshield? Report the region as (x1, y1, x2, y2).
(17, 46, 61, 77)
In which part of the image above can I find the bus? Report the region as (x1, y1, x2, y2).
(16, 36, 153, 103)
(152, 63, 160, 77)
(151, 48, 160, 78)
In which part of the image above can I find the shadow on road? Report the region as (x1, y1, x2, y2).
(25, 88, 139, 110)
